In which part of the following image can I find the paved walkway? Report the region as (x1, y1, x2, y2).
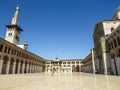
(0, 72, 120, 90)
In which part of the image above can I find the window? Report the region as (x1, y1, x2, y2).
(67, 62, 70, 64)
(16, 35, 19, 41)
(8, 33, 12, 36)
(111, 27, 114, 32)
(72, 62, 75, 64)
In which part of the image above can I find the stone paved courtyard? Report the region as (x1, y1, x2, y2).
(0, 72, 120, 90)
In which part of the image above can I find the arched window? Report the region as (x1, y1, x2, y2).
(4, 46, 7, 53)
(111, 27, 114, 32)
(8, 47, 11, 54)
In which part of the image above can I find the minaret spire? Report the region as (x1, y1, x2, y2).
(11, 6, 19, 25)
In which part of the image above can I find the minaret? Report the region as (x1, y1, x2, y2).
(112, 6, 120, 20)
(5, 6, 23, 45)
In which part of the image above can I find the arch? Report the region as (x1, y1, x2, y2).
(24, 61, 28, 73)
(28, 62, 32, 73)
(111, 27, 114, 32)
(0, 44, 3, 52)
(76, 65, 79, 72)
(4, 46, 7, 53)
(8, 47, 11, 54)
(72, 65, 75, 72)
(15, 59, 19, 74)
(9, 58, 15, 74)
(2, 56, 9, 74)
(20, 60, 24, 73)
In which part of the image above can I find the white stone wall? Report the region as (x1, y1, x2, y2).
(5, 29, 20, 45)
(82, 65, 93, 73)
(103, 21, 120, 36)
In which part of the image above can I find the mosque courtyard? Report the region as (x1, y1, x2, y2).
(0, 72, 120, 90)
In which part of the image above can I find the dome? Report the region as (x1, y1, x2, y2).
(117, 6, 120, 11)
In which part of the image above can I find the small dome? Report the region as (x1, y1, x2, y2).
(54, 57, 59, 61)
(55, 57, 58, 60)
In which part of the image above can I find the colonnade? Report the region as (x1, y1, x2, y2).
(0, 55, 44, 74)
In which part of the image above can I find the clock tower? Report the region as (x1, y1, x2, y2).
(5, 6, 23, 45)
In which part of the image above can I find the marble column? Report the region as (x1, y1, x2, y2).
(0, 60, 3, 74)
(32, 64, 34, 73)
(34, 65, 37, 73)
(115, 57, 120, 75)
(79, 64, 81, 72)
(111, 58, 117, 75)
(12, 61, 16, 74)
(91, 49, 96, 74)
(21, 62, 25, 74)
(29, 64, 32, 73)
(26, 63, 29, 73)
(6, 60, 10, 74)
(17, 62, 21, 74)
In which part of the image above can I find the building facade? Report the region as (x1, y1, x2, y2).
(106, 25, 120, 75)
(81, 7, 120, 76)
(92, 7, 120, 75)
(45, 58, 82, 75)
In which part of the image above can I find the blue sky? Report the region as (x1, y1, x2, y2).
(0, 0, 119, 59)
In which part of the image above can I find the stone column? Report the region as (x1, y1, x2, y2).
(17, 61, 21, 74)
(100, 37, 111, 75)
(35, 65, 37, 73)
(91, 48, 96, 74)
(21, 62, 25, 74)
(75, 61, 76, 72)
(41, 66, 43, 72)
(71, 65, 72, 73)
(37, 65, 39, 72)
(34, 65, 37, 73)
(6, 60, 10, 74)
(111, 58, 117, 75)
(26, 63, 29, 73)
(12, 61, 16, 74)
(79, 63, 81, 72)
(37, 66, 39, 72)
(32, 64, 34, 73)
(103, 53, 108, 75)
(115, 57, 120, 75)
(0, 60, 3, 74)
(29, 64, 32, 73)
